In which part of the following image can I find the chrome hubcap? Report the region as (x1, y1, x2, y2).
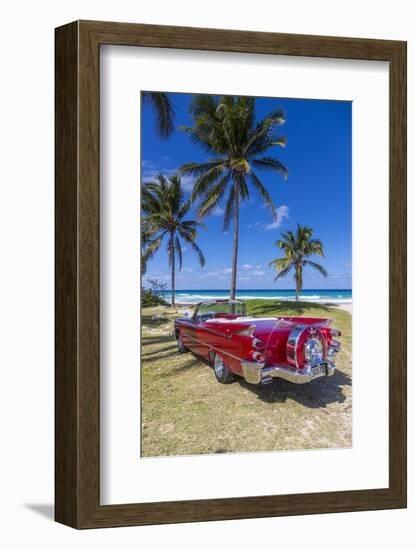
(214, 354, 225, 377)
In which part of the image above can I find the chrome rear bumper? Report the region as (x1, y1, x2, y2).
(241, 360, 336, 385)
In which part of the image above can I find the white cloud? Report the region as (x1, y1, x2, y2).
(246, 206, 289, 231)
(141, 159, 195, 192)
(328, 272, 350, 280)
(265, 205, 290, 230)
(212, 205, 225, 216)
(144, 271, 170, 281)
(199, 270, 228, 280)
(246, 221, 263, 229)
(195, 264, 267, 283)
(179, 175, 195, 192)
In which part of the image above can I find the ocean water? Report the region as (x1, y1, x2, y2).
(160, 289, 352, 305)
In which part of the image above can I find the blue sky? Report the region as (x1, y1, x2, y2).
(141, 92, 352, 290)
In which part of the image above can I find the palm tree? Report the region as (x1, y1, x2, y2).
(141, 175, 205, 307)
(180, 95, 288, 299)
(270, 224, 328, 301)
(142, 92, 175, 139)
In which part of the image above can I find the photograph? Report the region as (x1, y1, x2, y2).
(140, 91, 352, 458)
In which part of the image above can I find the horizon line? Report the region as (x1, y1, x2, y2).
(155, 288, 353, 292)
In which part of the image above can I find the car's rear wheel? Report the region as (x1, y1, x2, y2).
(213, 353, 234, 384)
(177, 333, 189, 353)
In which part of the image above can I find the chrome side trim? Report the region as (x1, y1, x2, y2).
(197, 325, 236, 339)
(179, 321, 246, 340)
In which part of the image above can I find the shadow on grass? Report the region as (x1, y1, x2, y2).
(142, 335, 174, 345)
(247, 300, 332, 316)
(142, 343, 178, 358)
(141, 315, 171, 327)
(238, 368, 351, 409)
(158, 353, 206, 377)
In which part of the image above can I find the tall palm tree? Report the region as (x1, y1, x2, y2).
(270, 224, 327, 301)
(180, 95, 288, 299)
(142, 91, 175, 139)
(142, 175, 205, 307)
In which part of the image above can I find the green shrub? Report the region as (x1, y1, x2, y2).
(141, 288, 168, 307)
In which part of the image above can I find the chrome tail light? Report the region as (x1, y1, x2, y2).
(329, 339, 341, 351)
(327, 336, 341, 358)
(250, 350, 266, 363)
(252, 337, 265, 350)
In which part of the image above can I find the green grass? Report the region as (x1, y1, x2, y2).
(141, 300, 352, 457)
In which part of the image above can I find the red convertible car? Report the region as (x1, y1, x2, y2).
(174, 299, 341, 385)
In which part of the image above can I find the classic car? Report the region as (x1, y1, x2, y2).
(174, 299, 341, 385)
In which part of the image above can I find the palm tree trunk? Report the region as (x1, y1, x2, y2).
(295, 263, 301, 302)
(170, 234, 175, 308)
(230, 182, 239, 300)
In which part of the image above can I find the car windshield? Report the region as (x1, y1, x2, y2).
(194, 301, 246, 322)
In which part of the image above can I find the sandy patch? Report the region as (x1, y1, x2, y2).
(334, 303, 352, 314)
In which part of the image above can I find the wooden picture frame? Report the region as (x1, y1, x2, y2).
(55, 20, 407, 529)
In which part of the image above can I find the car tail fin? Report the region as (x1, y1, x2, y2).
(234, 325, 255, 337)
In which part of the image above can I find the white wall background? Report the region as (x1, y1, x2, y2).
(0, 0, 415, 548)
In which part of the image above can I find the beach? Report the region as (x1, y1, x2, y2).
(159, 289, 352, 305)
(175, 301, 353, 314)
(336, 303, 352, 314)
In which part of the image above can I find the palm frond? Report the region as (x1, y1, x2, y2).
(180, 160, 226, 177)
(143, 91, 175, 139)
(252, 157, 289, 179)
(141, 236, 163, 274)
(269, 257, 292, 269)
(198, 174, 230, 218)
(306, 260, 328, 277)
(271, 261, 294, 281)
(188, 240, 205, 267)
(191, 165, 226, 202)
(249, 171, 276, 219)
(181, 219, 208, 231)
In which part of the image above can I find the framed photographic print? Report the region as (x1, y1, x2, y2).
(55, 20, 407, 528)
